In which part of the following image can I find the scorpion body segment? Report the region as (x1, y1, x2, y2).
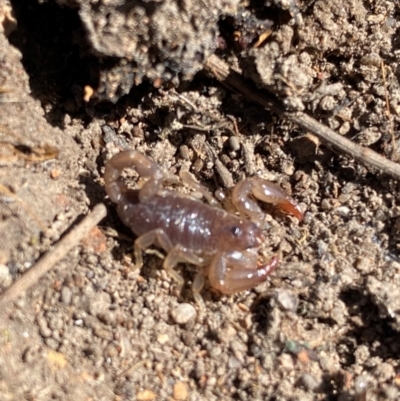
(115, 191, 263, 257)
(104, 150, 303, 303)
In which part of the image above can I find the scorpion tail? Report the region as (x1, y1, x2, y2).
(104, 151, 131, 203)
(104, 150, 164, 203)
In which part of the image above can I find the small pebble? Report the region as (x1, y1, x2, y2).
(279, 353, 294, 370)
(93, 326, 113, 341)
(179, 145, 191, 160)
(37, 317, 52, 338)
(44, 338, 59, 349)
(274, 289, 299, 311)
(301, 373, 320, 391)
(60, 286, 72, 305)
(354, 374, 369, 395)
(374, 362, 395, 382)
(355, 257, 373, 274)
(46, 350, 67, 369)
(382, 384, 398, 400)
(217, 325, 237, 343)
(171, 303, 196, 325)
(137, 390, 156, 401)
(104, 343, 118, 359)
(157, 334, 169, 344)
(228, 356, 241, 369)
(0, 264, 12, 288)
(228, 136, 240, 152)
(336, 206, 350, 217)
(22, 346, 40, 364)
(173, 381, 188, 401)
(50, 169, 61, 179)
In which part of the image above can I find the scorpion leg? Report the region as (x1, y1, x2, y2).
(179, 171, 220, 206)
(134, 228, 205, 300)
(134, 228, 174, 269)
(208, 250, 279, 294)
(163, 244, 205, 298)
(232, 177, 303, 223)
(192, 272, 206, 308)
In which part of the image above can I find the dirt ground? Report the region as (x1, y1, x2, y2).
(1, 0, 400, 400)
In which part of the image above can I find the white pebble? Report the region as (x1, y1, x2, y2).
(171, 303, 196, 325)
(0, 264, 12, 288)
(274, 289, 299, 311)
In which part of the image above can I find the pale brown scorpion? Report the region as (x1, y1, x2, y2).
(104, 150, 303, 305)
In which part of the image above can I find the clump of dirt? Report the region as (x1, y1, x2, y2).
(1, 0, 400, 400)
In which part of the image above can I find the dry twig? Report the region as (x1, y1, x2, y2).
(381, 60, 396, 159)
(0, 203, 107, 308)
(205, 55, 400, 181)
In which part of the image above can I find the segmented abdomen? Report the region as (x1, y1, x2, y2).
(116, 191, 229, 256)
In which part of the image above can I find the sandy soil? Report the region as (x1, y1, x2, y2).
(1, 0, 400, 400)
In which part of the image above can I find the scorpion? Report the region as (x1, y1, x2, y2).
(104, 150, 303, 305)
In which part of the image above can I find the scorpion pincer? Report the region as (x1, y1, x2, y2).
(104, 150, 303, 305)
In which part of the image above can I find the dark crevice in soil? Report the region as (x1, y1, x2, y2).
(340, 287, 400, 364)
(8, 0, 95, 116)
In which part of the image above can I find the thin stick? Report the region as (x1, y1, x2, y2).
(205, 55, 400, 181)
(0, 203, 107, 308)
(381, 60, 396, 159)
